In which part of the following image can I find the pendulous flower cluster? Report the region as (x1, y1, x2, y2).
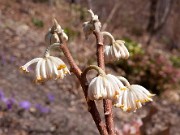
(20, 52, 70, 83)
(20, 19, 70, 83)
(88, 74, 124, 100)
(87, 69, 154, 112)
(81, 10, 154, 113)
(20, 9, 155, 116)
(103, 32, 129, 62)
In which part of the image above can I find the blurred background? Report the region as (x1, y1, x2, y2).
(0, 0, 179, 135)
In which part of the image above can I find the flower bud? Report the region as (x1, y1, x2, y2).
(45, 32, 60, 45)
(82, 9, 101, 39)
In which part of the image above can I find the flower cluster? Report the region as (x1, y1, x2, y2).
(88, 74, 124, 100)
(83, 11, 129, 62)
(20, 20, 70, 83)
(113, 77, 155, 112)
(103, 32, 129, 62)
(20, 9, 155, 116)
(20, 52, 69, 83)
(0, 88, 53, 114)
(81, 11, 154, 112)
(83, 9, 101, 39)
(86, 66, 154, 112)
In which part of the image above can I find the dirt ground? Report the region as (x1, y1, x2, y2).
(0, 0, 180, 135)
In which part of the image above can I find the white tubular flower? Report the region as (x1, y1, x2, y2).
(83, 9, 101, 39)
(88, 74, 124, 100)
(84, 65, 124, 100)
(45, 19, 68, 45)
(103, 32, 129, 62)
(113, 76, 155, 112)
(20, 48, 70, 83)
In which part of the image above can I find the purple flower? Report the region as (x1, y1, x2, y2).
(35, 104, 50, 114)
(7, 99, 14, 109)
(0, 89, 5, 99)
(19, 101, 31, 110)
(47, 93, 55, 102)
(2, 98, 16, 109)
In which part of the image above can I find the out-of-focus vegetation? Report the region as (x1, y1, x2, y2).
(32, 17, 44, 28)
(64, 27, 80, 40)
(113, 38, 180, 95)
(170, 56, 180, 68)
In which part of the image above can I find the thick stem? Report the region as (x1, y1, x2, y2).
(59, 43, 81, 79)
(103, 99, 115, 135)
(94, 30, 116, 135)
(59, 43, 108, 135)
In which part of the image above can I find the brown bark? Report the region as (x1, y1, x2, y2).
(60, 43, 108, 135)
(93, 27, 115, 135)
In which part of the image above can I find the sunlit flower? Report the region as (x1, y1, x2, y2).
(103, 32, 129, 62)
(104, 40, 129, 61)
(19, 101, 31, 110)
(83, 9, 101, 39)
(113, 77, 154, 112)
(88, 74, 124, 100)
(20, 53, 70, 83)
(2, 97, 16, 110)
(35, 104, 50, 113)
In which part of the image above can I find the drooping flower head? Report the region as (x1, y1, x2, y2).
(103, 32, 129, 62)
(20, 44, 70, 83)
(83, 9, 101, 39)
(21, 20, 70, 83)
(82, 65, 125, 100)
(113, 76, 155, 112)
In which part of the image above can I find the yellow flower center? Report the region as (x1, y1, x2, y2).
(114, 91, 120, 99)
(120, 87, 127, 91)
(20, 66, 29, 73)
(35, 77, 44, 83)
(135, 100, 141, 102)
(127, 107, 131, 111)
(57, 64, 66, 70)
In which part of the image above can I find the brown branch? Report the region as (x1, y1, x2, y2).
(93, 24, 115, 134)
(59, 43, 108, 135)
(60, 44, 82, 79)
